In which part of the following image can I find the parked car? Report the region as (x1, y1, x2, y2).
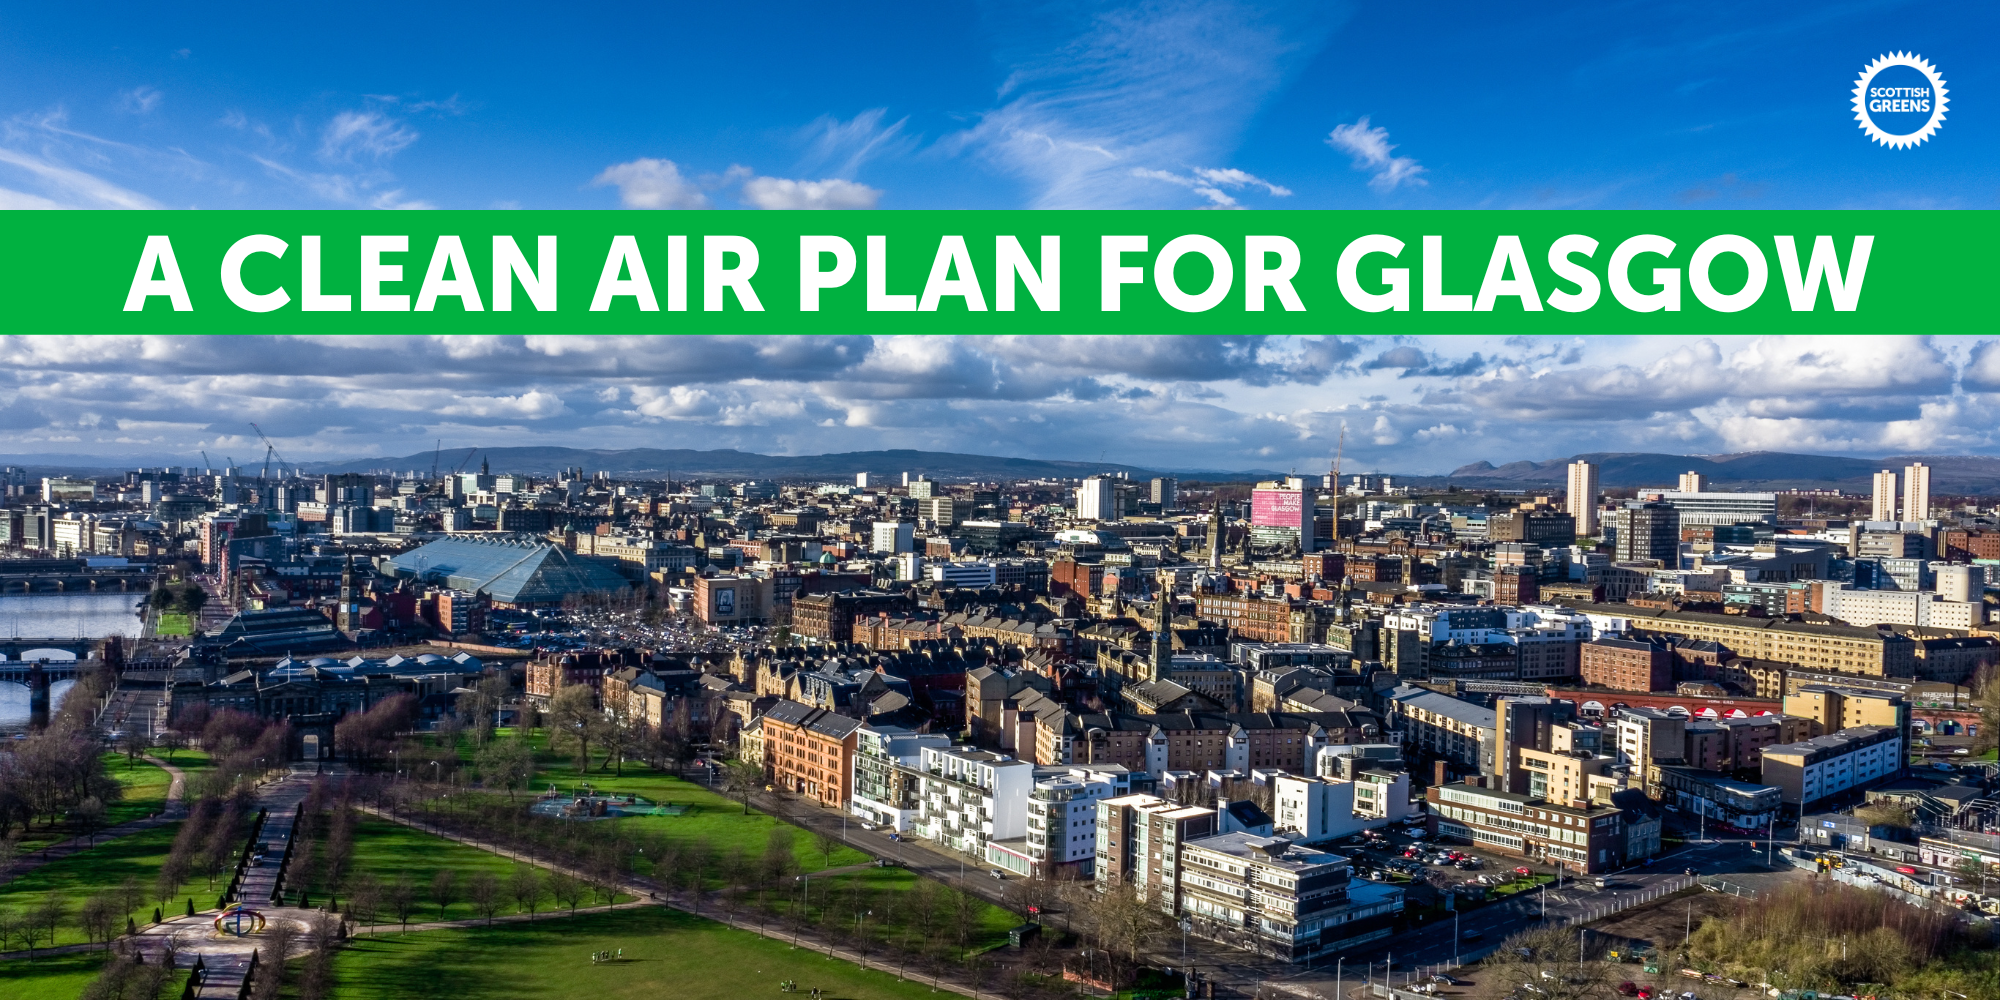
(1616, 982, 1640, 996)
(990, 869, 1006, 879)
(1514, 866, 1535, 876)
(1896, 866, 1918, 875)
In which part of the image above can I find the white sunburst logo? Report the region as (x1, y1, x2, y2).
(1852, 52, 1948, 148)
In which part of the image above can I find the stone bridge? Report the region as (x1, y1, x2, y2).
(0, 637, 98, 661)
(0, 568, 156, 593)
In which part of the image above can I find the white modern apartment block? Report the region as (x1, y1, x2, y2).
(1269, 772, 1412, 845)
(1177, 832, 1403, 963)
(1566, 460, 1600, 537)
(1006, 766, 1134, 877)
(1821, 584, 1985, 629)
(911, 745, 1036, 859)
(849, 724, 953, 831)
(1760, 726, 1904, 809)
(1076, 475, 1118, 521)
(1903, 462, 1931, 521)
(1871, 470, 1899, 522)
(871, 520, 915, 554)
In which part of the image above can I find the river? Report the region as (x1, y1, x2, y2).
(0, 592, 144, 732)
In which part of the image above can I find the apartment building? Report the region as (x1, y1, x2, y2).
(1426, 780, 1627, 874)
(1783, 685, 1910, 740)
(1570, 603, 1917, 678)
(1580, 636, 1672, 693)
(911, 745, 1036, 859)
(1096, 793, 1218, 906)
(1178, 832, 1403, 962)
(849, 724, 953, 831)
(1384, 685, 1497, 775)
(1760, 725, 1905, 810)
(1517, 747, 1618, 808)
(1269, 772, 1413, 844)
(762, 699, 864, 808)
(1009, 767, 1135, 879)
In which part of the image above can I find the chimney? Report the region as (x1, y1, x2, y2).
(1432, 759, 1449, 787)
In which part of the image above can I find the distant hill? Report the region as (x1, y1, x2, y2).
(301, 446, 1176, 482)
(1437, 451, 2000, 494)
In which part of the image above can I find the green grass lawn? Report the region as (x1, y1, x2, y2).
(318, 818, 630, 926)
(102, 752, 174, 826)
(421, 730, 1018, 949)
(331, 905, 973, 1000)
(0, 951, 127, 999)
(0, 821, 216, 949)
(155, 612, 192, 636)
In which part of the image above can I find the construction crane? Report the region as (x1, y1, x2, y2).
(200, 450, 212, 475)
(451, 447, 479, 475)
(430, 439, 443, 481)
(249, 423, 291, 480)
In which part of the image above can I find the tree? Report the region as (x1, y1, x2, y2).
(32, 891, 69, 949)
(467, 871, 502, 925)
(813, 829, 841, 869)
(508, 866, 543, 920)
(476, 737, 535, 800)
(118, 729, 151, 765)
(75, 796, 106, 845)
(1088, 883, 1170, 980)
(548, 685, 603, 771)
(548, 869, 586, 917)
(117, 877, 146, 925)
(158, 730, 188, 762)
(946, 886, 985, 960)
(429, 869, 458, 920)
(432, 714, 464, 758)
(762, 828, 799, 885)
(250, 920, 297, 1000)
(1956, 856, 1990, 896)
(77, 893, 117, 944)
(722, 760, 764, 815)
(387, 873, 417, 932)
(1481, 926, 1608, 1000)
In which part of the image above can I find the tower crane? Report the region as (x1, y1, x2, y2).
(201, 450, 212, 475)
(430, 439, 443, 481)
(451, 448, 479, 475)
(249, 423, 291, 480)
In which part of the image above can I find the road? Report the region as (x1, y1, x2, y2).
(753, 789, 1815, 997)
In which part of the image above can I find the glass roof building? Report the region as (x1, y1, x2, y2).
(383, 536, 632, 607)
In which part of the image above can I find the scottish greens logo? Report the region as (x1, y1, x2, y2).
(1852, 52, 1948, 148)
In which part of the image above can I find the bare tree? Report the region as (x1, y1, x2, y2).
(348, 873, 383, 933)
(509, 866, 543, 920)
(812, 829, 842, 870)
(549, 869, 587, 917)
(387, 873, 417, 932)
(77, 893, 118, 944)
(250, 920, 297, 1000)
(429, 869, 458, 920)
(468, 871, 502, 925)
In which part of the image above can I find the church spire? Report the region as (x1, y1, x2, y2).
(1150, 568, 1175, 681)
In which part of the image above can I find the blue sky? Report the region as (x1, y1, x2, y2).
(0, 3, 1994, 473)
(1, 1, 1988, 211)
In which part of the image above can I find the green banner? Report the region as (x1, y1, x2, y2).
(3, 210, 1987, 334)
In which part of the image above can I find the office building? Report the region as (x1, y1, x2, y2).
(1095, 793, 1217, 901)
(1426, 780, 1627, 874)
(1677, 471, 1705, 493)
(1150, 477, 1178, 509)
(1902, 462, 1931, 521)
(1177, 832, 1403, 962)
(1567, 462, 1601, 537)
(1076, 476, 1118, 521)
(1871, 470, 1899, 522)
(1759, 726, 1904, 810)
(1658, 491, 1778, 528)
(871, 520, 915, 554)
(1614, 502, 1680, 563)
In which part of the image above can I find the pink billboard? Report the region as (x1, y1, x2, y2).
(1250, 488, 1306, 528)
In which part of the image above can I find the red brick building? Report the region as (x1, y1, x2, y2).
(1580, 637, 1672, 693)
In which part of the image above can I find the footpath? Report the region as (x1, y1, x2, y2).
(0, 753, 188, 885)
(360, 804, 999, 999)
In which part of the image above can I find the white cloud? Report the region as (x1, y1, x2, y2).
(1131, 165, 1291, 207)
(1325, 116, 1427, 191)
(0, 186, 62, 209)
(950, 1, 1341, 208)
(319, 110, 419, 162)
(592, 158, 710, 209)
(119, 87, 163, 114)
(0, 145, 161, 208)
(741, 176, 881, 210)
(798, 108, 913, 178)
